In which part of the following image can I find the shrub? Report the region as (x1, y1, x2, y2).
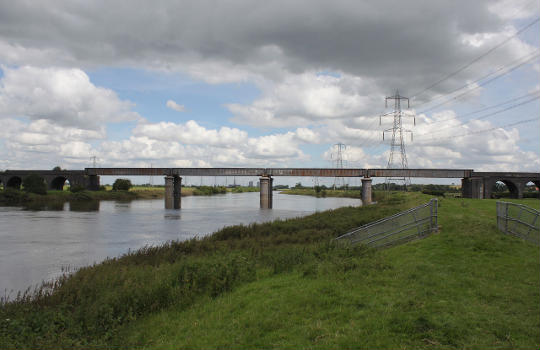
(22, 175, 47, 195)
(70, 184, 86, 193)
(112, 179, 132, 191)
(422, 189, 445, 197)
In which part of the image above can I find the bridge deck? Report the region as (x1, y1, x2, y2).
(83, 168, 473, 178)
(2, 168, 537, 179)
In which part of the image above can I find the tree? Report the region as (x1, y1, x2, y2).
(112, 178, 132, 191)
(52, 166, 62, 171)
(22, 175, 47, 195)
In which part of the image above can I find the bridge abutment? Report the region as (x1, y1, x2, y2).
(164, 175, 181, 209)
(361, 177, 372, 205)
(259, 176, 273, 209)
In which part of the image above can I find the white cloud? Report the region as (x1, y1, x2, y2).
(166, 99, 185, 112)
(227, 72, 380, 127)
(0, 66, 140, 130)
(133, 120, 248, 146)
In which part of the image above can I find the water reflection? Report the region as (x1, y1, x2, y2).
(69, 200, 100, 212)
(164, 213, 182, 220)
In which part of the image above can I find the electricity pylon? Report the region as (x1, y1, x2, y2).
(380, 90, 415, 189)
(331, 142, 346, 189)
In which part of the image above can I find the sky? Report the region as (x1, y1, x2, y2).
(0, 0, 539, 186)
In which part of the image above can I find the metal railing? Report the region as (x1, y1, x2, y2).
(496, 201, 540, 245)
(336, 199, 438, 248)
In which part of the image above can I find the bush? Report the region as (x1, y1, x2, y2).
(22, 175, 47, 195)
(112, 179, 132, 191)
(69, 184, 86, 193)
(99, 185, 107, 191)
(422, 189, 445, 197)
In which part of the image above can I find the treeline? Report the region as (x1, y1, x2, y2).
(192, 186, 227, 196)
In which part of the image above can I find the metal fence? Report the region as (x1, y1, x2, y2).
(336, 199, 438, 248)
(496, 201, 540, 245)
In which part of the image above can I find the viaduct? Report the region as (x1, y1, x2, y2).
(0, 168, 538, 209)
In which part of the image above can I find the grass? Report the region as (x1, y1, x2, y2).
(282, 188, 363, 199)
(1, 193, 539, 349)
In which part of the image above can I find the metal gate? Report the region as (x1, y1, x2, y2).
(336, 199, 438, 248)
(496, 201, 540, 245)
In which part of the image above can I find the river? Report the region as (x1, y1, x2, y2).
(0, 191, 360, 296)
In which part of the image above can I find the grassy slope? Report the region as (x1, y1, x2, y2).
(116, 196, 540, 349)
(1, 194, 538, 349)
(281, 188, 362, 199)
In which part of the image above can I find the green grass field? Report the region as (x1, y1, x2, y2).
(1, 193, 538, 349)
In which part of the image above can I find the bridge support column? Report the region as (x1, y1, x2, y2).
(165, 175, 181, 209)
(87, 175, 100, 191)
(259, 176, 273, 209)
(461, 178, 484, 199)
(361, 177, 372, 205)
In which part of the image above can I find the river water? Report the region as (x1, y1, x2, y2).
(0, 192, 360, 296)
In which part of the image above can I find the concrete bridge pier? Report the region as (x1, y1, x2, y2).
(259, 175, 273, 209)
(461, 178, 484, 199)
(361, 177, 372, 205)
(165, 175, 181, 209)
(87, 175, 100, 191)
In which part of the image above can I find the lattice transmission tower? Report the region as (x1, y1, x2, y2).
(331, 142, 347, 189)
(380, 90, 416, 188)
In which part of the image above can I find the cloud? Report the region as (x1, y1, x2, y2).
(0, 1, 537, 173)
(166, 99, 185, 112)
(0, 66, 140, 130)
(227, 72, 380, 127)
(0, 1, 537, 97)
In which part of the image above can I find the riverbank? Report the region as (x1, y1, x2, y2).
(0, 186, 260, 208)
(1, 193, 539, 349)
(281, 187, 363, 199)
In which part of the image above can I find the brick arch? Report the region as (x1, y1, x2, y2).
(485, 178, 522, 199)
(6, 176, 23, 190)
(494, 179, 519, 198)
(50, 176, 69, 190)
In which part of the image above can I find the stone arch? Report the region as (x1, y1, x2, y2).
(6, 176, 22, 190)
(524, 180, 540, 198)
(490, 179, 519, 199)
(50, 176, 69, 191)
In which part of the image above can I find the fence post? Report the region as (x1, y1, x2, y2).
(504, 203, 509, 234)
(430, 198, 438, 233)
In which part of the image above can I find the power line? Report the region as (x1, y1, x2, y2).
(417, 51, 540, 114)
(416, 94, 540, 137)
(410, 16, 540, 100)
(428, 89, 540, 124)
(415, 117, 539, 144)
(414, 49, 540, 112)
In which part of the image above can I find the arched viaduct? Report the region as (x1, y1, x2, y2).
(0, 168, 538, 209)
(0, 170, 100, 192)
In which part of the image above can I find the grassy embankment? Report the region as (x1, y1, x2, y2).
(281, 188, 362, 199)
(1, 193, 539, 349)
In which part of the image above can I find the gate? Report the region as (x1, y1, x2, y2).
(496, 201, 540, 245)
(336, 199, 438, 248)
